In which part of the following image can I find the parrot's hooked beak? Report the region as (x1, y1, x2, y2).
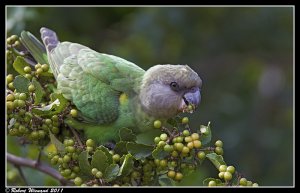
(179, 87, 201, 113)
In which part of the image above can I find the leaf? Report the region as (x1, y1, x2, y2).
(119, 128, 136, 141)
(104, 164, 119, 182)
(48, 130, 65, 153)
(32, 77, 45, 105)
(136, 129, 162, 145)
(78, 151, 92, 177)
(118, 154, 134, 177)
(152, 146, 169, 160)
(13, 75, 30, 93)
(12, 56, 30, 75)
(32, 93, 68, 117)
(91, 150, 109, 173)
(206, 153, 226, 170)
(158, 174, 176, 186)
(96, 146, 113, 164)
(203, 178, 223, 186)
(114, 141, 128, 156)
(8, 118, 16, 129)
(126, 142, 153, 160)
(200, 122, 212, 145)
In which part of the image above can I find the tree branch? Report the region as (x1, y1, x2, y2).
(7, 153, 72, 186)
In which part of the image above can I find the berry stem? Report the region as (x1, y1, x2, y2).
(14, 164, 28, 186)
(68, 126, 84, 149)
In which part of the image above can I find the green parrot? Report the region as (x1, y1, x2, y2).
(21, 27, 202, 144)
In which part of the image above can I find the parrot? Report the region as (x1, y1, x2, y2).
(20, 27, 202, 144)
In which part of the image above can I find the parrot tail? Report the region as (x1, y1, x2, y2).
(20, 30, 49, 65)
(40, 27, 60, 53)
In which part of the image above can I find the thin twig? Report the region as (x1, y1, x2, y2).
(69, 126, 84, 148)
(7, 153, 71, 186)
(14, 164, 28, 185)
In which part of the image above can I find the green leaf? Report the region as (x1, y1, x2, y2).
(206, 153, 226, 170)
(91, 150, 109, 173)
(119, 128, 136, 142)
(13, 75, 30, 93)
(31, 93, 68, 117)
(126, 142, 153, 160)
(203, 178, 223, 186)
(12, 56, 30, 75)
(200, 122, 212, 145)
(32, 77, 45, 105)
(152, 146, 169, 160)
(104, 164, 119, 182)
(96, 146, 113, 164)
(136, 129, 162, 145)
(118, 154, 134, 177)
(114, 141, 128, 156)
(78, 151, 92, 177)
(158, 174, 176, 186)
(48, 130, 65, 153)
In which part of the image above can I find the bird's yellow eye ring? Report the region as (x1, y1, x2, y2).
(170, 82, 180, 92)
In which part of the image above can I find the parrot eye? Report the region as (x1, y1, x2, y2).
(170, 82, 180, 92)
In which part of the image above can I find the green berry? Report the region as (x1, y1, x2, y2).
(159, 160, 167, 167)
(186, 142, 194, 149)
(8, 82, 15, 90)
(252, 183, 259, 187)
(184, 136, 193, 143)
(160, 133, 168, 141)
(24, 66, 31, 73)
(74, 177, 82, 186)
(215, 147, 223, 155)
(51, 115, 59, 122)
(226, 166, 235, 174)
(36, 68, 43, 75)
(218, 172, 224, 179)
(73, 166, 80, 173)
(191, 133, 200, 140)
(219, 165, 227, 172)
(64, 169, 72, 176)
(41, 64, 49, 72)
(176, 136, 183, 143)
(223, 171, 232, 181)
(86, 146, 93, 152)
(70, 109, 78, 117)
(35, 63, 42, 69)
(66, 146, 75, 153)
(182, 117, 189, 124)
(154, 137, 161, 144)
(91, 168, 98, 175)
(51, 127, 59, 134)
(174, 143, 184, 151)
(182, 146, 190, 154)
(63, 155, 71, 163)
(171, 151, 178, 157)
(153, 120, 162, 129)
(86, 139, 95, 147)
(174, 172, 183, 181)
(95, 171, 103, 178)
(163, 144, 174, 152)
(30, 131, 39, 140)
(239, 178, 247, 186)
(247, 181, 253, 186)
(183, 130, 190, 136)
(167, 170, 176, 178)
(113, 154, 120, 162)
(215, 140, 223, 147)
(10, 35, 18, 41)
(197, 151, 206, 159)
(38, 130, 46, 138)
(17, 100, 25, 108)
(67, 139, 75, 146)
(7, 101, 14, 110)
(6, 94, 15, 101)
(193, 140, 202, 148)
(158, 141, 166, 147)
(28, 84, 35, 92)
(208, 180, 216, 187)
(6, 74, 14, 84)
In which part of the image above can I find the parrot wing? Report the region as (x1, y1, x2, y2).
(49, 42, 145, 124)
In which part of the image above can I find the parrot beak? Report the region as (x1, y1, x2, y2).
(179, 87, 201, 113)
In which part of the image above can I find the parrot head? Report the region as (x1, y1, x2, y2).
(139, 64, 202, 119)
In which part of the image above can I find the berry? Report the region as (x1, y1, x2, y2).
(95, 171, 103, 178)
(191, 133, 200, 140)
(183, 130, 190, 136)
(159, 160, 167, 167)
(171, 151, 178, 157)
(70, 109, 78, 117)
(91, 168, 98, 175)
(184, 136, 193, 143)
(153, 120, 162, 129)
(182, 117, 189, 124)
(157, 141, 166, 147)
(7, 101, 14, 110)
(36, 68, 43, 75)
(41, 64, 49, 72)
(113, 154, 120, 162)
(28, 84, 35, 92)
(208, 180, 216, 187)
(167, 170, 176, 178)
(174, 143, 184, 151)
(247, 181, 253, 186)
(63, 155, 71, 163)
(74, 177, 82, 186)
(163, 144, 174, 152)
(223, 171, 232, 181)
(35, 63, 42, 69)
(6, 94, 15, 101)
(174, 172, 183, 181)
(215, 140, 223, 147)
(51, 127, 59, 134)
(24, 74, 32, 80)
(154, 137, 160, 144)
(182, 146, 190, 154)
(19, 93, 27, 100)
(187, 142, 194, 149)
(239, 178, 247, 186)
(219, 165, 227, 172)
(86, 146, 93, 152)
(193, 140, 202, 148)
(226, 166, 235, 174)
(17, 100, 25, 108)
(24, 66, 31, 73)
(160, 133, 168, 141)
(197, 151, 206, 159)
(218, 172, 224, 179)
(252, 183, 259, 187)
(8, 82, 15, 90)
(51, 115, 59, 122)
(215, 147, 223, 155)
(30, 131, 39, 140)
(6, 74, 14, 84)
(38, 130, 46, 138)
(176, 136, 183, 143)
(66, 146, 75, 153)
(86, 139, 95, 147)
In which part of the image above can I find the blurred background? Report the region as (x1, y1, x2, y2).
(6, 6, 293, 186)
